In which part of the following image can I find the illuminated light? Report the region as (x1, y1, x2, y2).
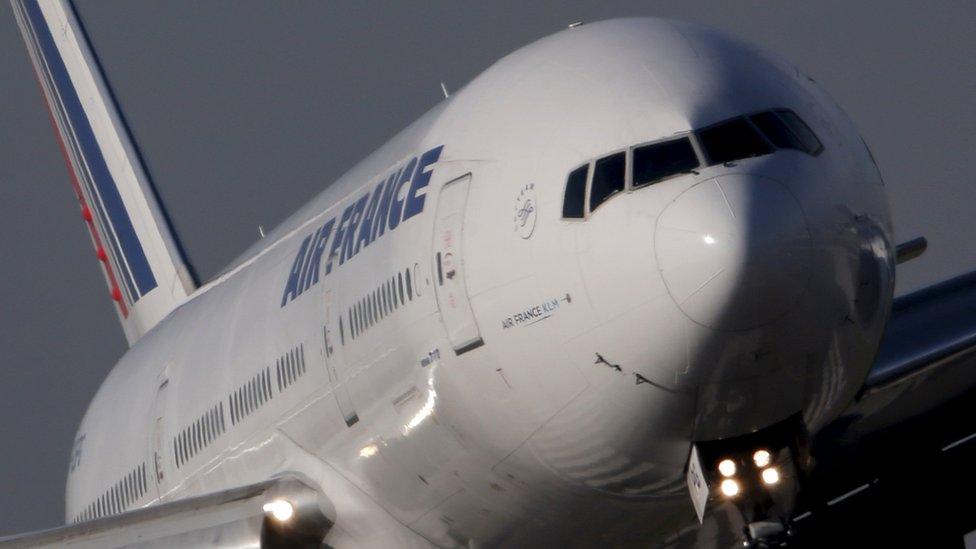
(753, 449, 771, 468)
(81, 205, 92, 222)
(761, 467, 780, 485)
(703, 234, 716, 245)
(96, 247, 108, 262)
(359, 443, 378, 458)
(262, 499, 294, 522)
(111, 287, 122, 302)
(718, 459, 736, 478)
(720, 479, 740, 497)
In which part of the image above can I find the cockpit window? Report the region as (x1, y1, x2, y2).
(749, 111, 802, 151)
(560, 109, 824, 222)
(589, 151, 626, 212)
(562, 164, 588, 219)
(633, 137, 699, 189)
(775, 110, 823, 156)
(697, 117, 773, 165)
(750, 110, 823, 156)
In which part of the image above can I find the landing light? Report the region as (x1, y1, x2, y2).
(718, 458, 736, 478)
(761, 467, 780, 485)
(720, 479, 740, 497)
(753, 449, 771, 468)
(263, 499, 294, 522)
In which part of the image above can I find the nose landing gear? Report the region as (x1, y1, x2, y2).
(686, 414, 811, 547)
(742, 519, 792, 548)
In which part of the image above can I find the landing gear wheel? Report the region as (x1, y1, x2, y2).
(742, 518, 792, 548)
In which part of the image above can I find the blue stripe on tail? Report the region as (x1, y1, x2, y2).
(22, 0, 156, 299)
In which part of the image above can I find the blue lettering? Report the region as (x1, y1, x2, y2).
(303, 217, 335, 288)
(403, 146, 443, 221)
(355, 181, 385, 254)
(298, 225, 323, 292)
(387, 157, 417, 232)
(372, 169, 400, 240)
(326, 205, 354, 275)
(340, 194, 369, 265)
(280, 145, 445, 307)
(280, 234, 312, 306)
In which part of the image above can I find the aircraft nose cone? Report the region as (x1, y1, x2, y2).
(655, 175, 811, 331)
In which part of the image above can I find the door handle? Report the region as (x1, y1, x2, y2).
(436, 252, 444, 286)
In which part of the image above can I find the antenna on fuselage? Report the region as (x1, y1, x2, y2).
(568, 21, 583, 28)
(440, 82, 450, 99)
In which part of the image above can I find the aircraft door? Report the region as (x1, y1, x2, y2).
(150, 375, 169, 497)
(432, 174, 484, 354)
(323, 288, 359, 426)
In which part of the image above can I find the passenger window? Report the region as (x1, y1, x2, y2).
(775, 110, 823, 156)
(633, 137, 699, 188)
(589, 152, 626, 212)
(562, 164, 588, 218)
(698, 117, 773, 165)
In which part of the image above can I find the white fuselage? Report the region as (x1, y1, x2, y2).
(64, 19, 893, 547)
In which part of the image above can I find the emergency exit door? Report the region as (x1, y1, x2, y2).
(432, 174, 484, 355)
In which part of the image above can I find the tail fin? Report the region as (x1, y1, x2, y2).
(11, 0, 197, 345)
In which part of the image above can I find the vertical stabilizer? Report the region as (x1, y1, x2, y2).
(11, 0, 197, 344)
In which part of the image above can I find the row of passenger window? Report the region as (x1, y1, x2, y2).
(276, 344, 307, 392)
(341, 267, 417, 344)
(175, 403, 226, 469)
(74, 343, 309, 524)
(73, 463, 148, 523)
(229, 369, 272, 427)
(562, 108, 822, 218)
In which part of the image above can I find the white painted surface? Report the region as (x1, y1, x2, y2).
(12, 8, 898, 548)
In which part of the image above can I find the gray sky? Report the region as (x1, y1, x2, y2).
(0, 0, 973, 535)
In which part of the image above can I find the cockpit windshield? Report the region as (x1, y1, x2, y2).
(697, 117, 773, 164)
(749, 110, 823, 156)
(562, 164, 588, 219)
(561, 108, 823, 220)
(633, 137, 700, 189)
(589, 152, 626, 212)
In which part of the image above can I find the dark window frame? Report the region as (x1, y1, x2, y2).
(772, 109, 824, 157)
(696, 115, 775, 166)
(559, 107, 825, 224)
(628, 133, 702, 191)
(561, 162, 590, 220)
(588, 150, 628, 214)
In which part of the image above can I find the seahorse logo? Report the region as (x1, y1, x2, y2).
(513, 183, 537, 239)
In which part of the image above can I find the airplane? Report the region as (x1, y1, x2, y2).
(3, 0, 976, 547)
